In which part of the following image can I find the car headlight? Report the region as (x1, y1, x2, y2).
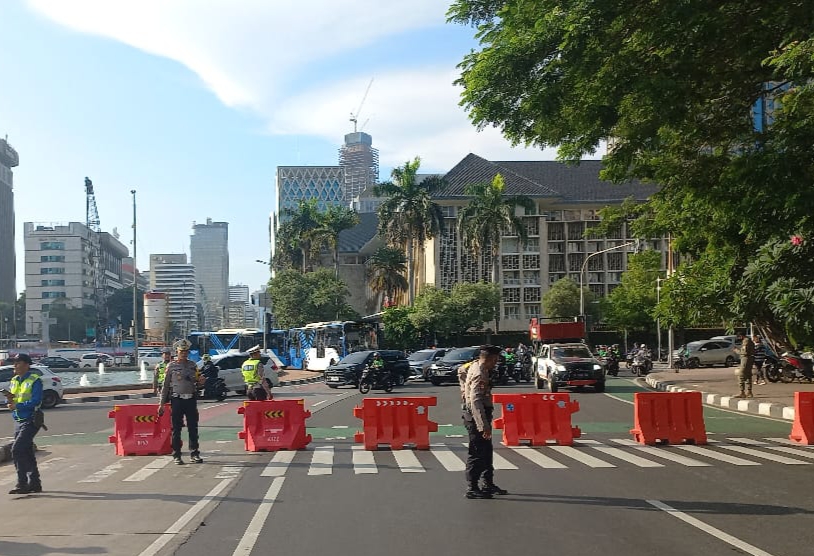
(429, 364, 438, 370)
(593, 364, 602, 371)
(555, 364, 566, 373)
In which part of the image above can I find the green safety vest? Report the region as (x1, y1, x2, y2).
(155, 361, 168, 384)
(242, 359, 262, 385)
(10, 373, 42, 421)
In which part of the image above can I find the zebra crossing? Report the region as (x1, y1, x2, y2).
(52, 437, 814, 487)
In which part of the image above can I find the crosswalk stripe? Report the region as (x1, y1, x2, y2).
(726, 438, 769, 445)
(610, 439, 710, 467)
(123, 456, 172, 482)
(0, 457, 65, 486)
(590, 447, 664, 467)
(716, 445, 811, 465)
(764, 437, 814, 448)
(308, 445, 334, 475)
(762, 445, 814, 460)
(510, 447, 568, 469)
(79, 459, 131, 483)
(430, 444, 466, 471)
(463, 443, 518, 469)
(677, 445, 761, 466)
(352, 446, 378, 474)
(393, 450, 425, 473)
(261, 451, 296, 477)
(548, 446, 616, 468)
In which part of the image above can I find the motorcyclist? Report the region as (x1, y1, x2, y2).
(503, 348, 517, 366)
(200, 354, 220, 396)
(636, 343, 653, 372)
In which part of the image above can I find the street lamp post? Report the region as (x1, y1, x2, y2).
(579, 240, 637, 319)
(255, 260, 272, 350)
(656, 277, 663, 362)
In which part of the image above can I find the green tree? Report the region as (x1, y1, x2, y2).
(367, 246, 409, 309)
(448, 1, 814, 348)
(543, 278, 596, 321)
(375, 157, 445, 304)
(272, 220, 304, 273)
(381, 306, 421, 350)
(268, 269, 358, 328)
(314, 205, 360, 276)
(106, 287, 146, 333)
(448, 281, 501, 333)
(604, 252, 662, 333)
(282, 199, 323, 273)
(408, 286, 454, 341)
(47, 301, 96, 343)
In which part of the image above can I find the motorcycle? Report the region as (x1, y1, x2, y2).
(198, 377, 229, 401)
(492, 358, 510, 386)
(512, 355, 533, 383)
(604, 353, 620, 377)
(775, 352, 814, 383)
(631, 354, 651, 377)
(763, 353, 783, 382)
(625, 352, 634, 369)
(359, 365, 394, 394)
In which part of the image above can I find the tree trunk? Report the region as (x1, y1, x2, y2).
(334, 244, 339, 278)
(407, 238, 415, 305)
(492, 249, 500, 333)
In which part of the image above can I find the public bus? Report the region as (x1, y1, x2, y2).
(187, 328, 289, 364)
(299, 321, 379, 371)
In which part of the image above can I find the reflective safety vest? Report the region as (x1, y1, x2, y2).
(242, 359, 262, 385)
(10, 373, 42, 421)
(156, 361, 168, 385)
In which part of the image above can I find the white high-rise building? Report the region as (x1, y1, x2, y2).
(190, 218, 228, 330)
(149, 254, 197, 336)
(0, 137, 18, 305)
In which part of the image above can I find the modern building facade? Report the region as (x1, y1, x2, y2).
(0, 137, 19, 305)
(226, 284, 254, 328)
(339, 131, 379, 202)
(122, 256, 150, 292)
(149, 254, 197, 336)
(190, 218, 228, 330)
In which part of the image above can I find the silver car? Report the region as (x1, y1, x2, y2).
(683, 340, 739, 367)
(197, 352, 280, 396)
(407, 348, 449, 380)
(0, 365, 64, 409)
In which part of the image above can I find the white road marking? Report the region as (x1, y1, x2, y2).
(548, 446, 616, 468)
(123, 457, 172, 482)
(393, 450, 425, 473)
(308, 445, 334, 475)
(677, 445, 761, 466)
(352, 446, 378, 474)
(200, 402, 228, 410)
(726, 438, 768, 445)
(0, 457, 65, 486)
(430, 444, 466, 471)
(138, 478, 234, 556)
(590, 447, 665, 468)
(464, 442, 518, 469)
(78, 459, 132, 483)
(715, 445, 810, 465)
(647, 499, 776, 556)
(611, 439, 710, 467)
(261, 451, 296, 477)
(311, 400, 328, 407)
(231, 477, 285, 556)
(765, 437, 814, 447)
(511, 447, 568, 469)
(215, 463, 244, 480)
(331, 425, 349, 429)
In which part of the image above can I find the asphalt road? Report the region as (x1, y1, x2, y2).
(1, 377, 813, 556)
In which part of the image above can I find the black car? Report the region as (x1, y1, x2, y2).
(325, 350, 410, 388)
(426, 346, 480, 386)
(39, 356, 79, 369)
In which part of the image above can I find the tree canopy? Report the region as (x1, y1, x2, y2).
(603, 251, 663, 333)
(542, 278, 596, 320)
(267, 268, 359, 328)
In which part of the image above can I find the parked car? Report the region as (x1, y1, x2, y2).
(0, 365, 64, 409)
(683, 340, 739, 368)
(137, 351, 165, 368)
(39, 356, 79, 369)
(407, 348, 449, 380)
(196, 351, 280, 396)
(426, 346, 480, 386)
(534, 343, 605, 393)
(324, 350, 410, 388)
(79, 353, 115, 368)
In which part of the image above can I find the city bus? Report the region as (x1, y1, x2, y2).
(187, 328, 289, 365)
(301, 321, 379, 371)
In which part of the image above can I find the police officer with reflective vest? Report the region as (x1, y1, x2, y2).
(3, 353, 44, 494)
(153, 347, 171, 395)
(157, 340, 203, 465)
(242, 345, 273, 401)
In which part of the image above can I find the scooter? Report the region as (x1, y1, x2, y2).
(512, 355, 533, 383)
(604, 353, 620, 377)
(631, 354, 651, 377)
(776, 352, 814, 383)
(198, 377, 229, 401)
(359, 365, 394, 394)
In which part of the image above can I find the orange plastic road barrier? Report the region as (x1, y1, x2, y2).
(353, 397, 438, 450)
(630, 391, 707, 445)
(108, 404, 172, 456)
(789, 392, 814, 445)
(237, 399, 312, 451)
(492, 393, 581, 446)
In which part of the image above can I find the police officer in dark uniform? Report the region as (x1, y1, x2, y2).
(462, 344, 507, 499)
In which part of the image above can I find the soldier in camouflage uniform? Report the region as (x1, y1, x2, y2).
(735, 334, 755, 398)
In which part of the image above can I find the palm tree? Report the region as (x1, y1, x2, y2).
(367, 246, 409, 309)
(282, 199, 322, 272)
(375, 157, 445, 304)
(313, 205, 360, 276)
(457, 173, 535, 331)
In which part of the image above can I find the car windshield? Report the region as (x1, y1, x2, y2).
(340, 352, 371, 365)
(551, 346, 593, 359)
(408, 351, 435, 362)
(442, 348, 478, 362)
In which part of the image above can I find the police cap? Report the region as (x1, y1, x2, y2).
(478, 345, 502, 356)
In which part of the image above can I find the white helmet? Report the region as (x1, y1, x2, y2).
(640, 343, 647, 349)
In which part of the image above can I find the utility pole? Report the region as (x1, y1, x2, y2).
(131, 190, 138, 366)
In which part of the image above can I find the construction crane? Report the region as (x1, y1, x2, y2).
(85, 177, 106, 345)
(349, 78, 374, 132)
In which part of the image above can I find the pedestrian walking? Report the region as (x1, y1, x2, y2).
(753, 334, 767, 385)
(735, 334, 755, 398)
(241, 345, 273, 401)
(157, 339, 203, 465)
(3, 353, 44, 494)
(461, 344, 507, 499)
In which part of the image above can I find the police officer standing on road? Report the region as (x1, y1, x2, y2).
(3, 353, 44, 494)
(462, 344, 508, 499)
(158, 340, 203, 465)
(153, 347, 172, 395)
(242, 345, 273, 401)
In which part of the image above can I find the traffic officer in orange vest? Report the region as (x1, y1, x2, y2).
(158, 339, 203, 465)
(3, 353, 44, 494)
(242, 345, 273, 400)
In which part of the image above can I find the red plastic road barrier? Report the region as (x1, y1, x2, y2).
(237, 399, 312, 451)
(630, 391, 707, 445)
(789, 392, 814, 445)
(353, 397, 438, 450)
(492, 393, 581, 446)
(108, 404, 172, 456)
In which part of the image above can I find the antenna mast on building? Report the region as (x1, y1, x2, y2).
(85, 177, 106, 345)
(349, 78, 373, 133)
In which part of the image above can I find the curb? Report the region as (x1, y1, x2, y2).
(60, 375, 326, 405)
(645, 375, 795, 421)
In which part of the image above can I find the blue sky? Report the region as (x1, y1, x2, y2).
(1, 0, 563, 297)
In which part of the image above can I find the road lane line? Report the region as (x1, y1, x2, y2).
(510, 447, 568, 469)
(548, 446, 616, 468)
(123, 457, 172, 482)
(393, 450, 425, 473)
(647, 499, 776, 556)
(261, 451, 296, 477)
(611, 439, 710, 467)
(430, 444, 465, 471)
(139, 478, 234, 556)
(78, 459, 132, 483)
(231, 477, 285, 556)
(676, 445, 761, 466)
(308, 445, 334, 475)
(590, 446, 664, 467)
(715, 445, 811, 465)
(312, 400, 328, 407)
(352, 446, 378, 474)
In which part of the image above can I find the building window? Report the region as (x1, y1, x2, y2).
(503, 287, 521, 302)
(524, 238, 539, 252)
(503, 271, 520, 286)
(547, 242, 563, 254)
(608, 253, 624, 270)
(549, 273, 566, 285)
(41, 280, 66, 286)
(549, 254, 565, 272)
(41, 267, 65, 275)
(523, 271, 540, 285)
(524, 304, 541, 319)
(502, 255, 520, 270)
(503, 305, 521, 320)
(502, 238, 519, 253)
(40, 255, 65, 262)
(547, 222, 565, 240)
(440, 206, 456, 217)
(567, 241, 583, 253)
(589, 284, 604, 297)
(563, 210, 581, 221)
(41, 304, 50, 311)
(42, 292, 67, 299)
(522, 254, 540, 269)
(524, 218, 539, 236)
(523, 287, 541, 302)
(40, 241, 65, 250)
(568, 253, 585, 272)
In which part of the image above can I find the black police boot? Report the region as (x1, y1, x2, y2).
(465, 484, 493, 499)
(481, 482, 508, 495)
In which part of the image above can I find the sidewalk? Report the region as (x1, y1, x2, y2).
(59, 368, 325, 405)
(644, 363, 812, 421)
